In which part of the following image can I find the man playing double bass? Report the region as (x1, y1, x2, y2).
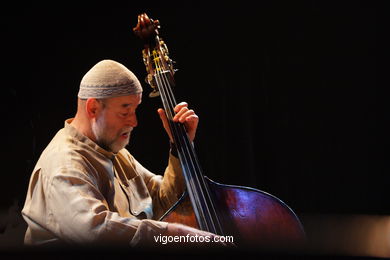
(21, 59, 229, 247)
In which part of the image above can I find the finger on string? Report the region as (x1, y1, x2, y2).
(174, 108, 192, 122)
(174, 102, 188, 113)
(177, 109, 196, 123)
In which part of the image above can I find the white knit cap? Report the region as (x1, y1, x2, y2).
(78, 59, 143, 99)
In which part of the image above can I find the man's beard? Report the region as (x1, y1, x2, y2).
(91, 118, 132, 153)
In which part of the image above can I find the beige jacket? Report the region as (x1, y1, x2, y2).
(21, 119, 184, 246)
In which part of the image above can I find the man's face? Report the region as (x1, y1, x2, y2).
(91, 94, 142, 153)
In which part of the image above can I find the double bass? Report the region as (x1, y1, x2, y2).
(133, 13, 305, 249)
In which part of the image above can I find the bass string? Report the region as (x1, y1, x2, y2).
(155, 68, 223, 234)
(158, 72, 221, 232)
(159, 69, 224, 235)
(158, 75, 213, 232)
(153, 70, 204, 223)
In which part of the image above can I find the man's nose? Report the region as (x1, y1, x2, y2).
(128, 114, 138, 127)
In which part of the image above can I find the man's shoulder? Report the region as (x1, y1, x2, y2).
(40, 128, 81, 158)
(34, 128, 96, 176)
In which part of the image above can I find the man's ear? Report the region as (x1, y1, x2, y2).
(85, 98, 100, 119)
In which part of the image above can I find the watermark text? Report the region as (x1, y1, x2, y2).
(154, 234, 234, 245)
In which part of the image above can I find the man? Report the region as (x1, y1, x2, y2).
(21, 59, 221, 247)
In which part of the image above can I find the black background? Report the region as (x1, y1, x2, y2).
(0, 0, 382, 252)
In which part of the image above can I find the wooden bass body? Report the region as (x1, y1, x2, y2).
(161, 177, 306, 248)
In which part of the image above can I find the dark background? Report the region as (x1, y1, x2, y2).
(0, 0, 382, 254)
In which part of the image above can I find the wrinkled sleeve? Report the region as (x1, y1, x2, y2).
(44, 167, 168, 246)
(131, 153, 185, 219)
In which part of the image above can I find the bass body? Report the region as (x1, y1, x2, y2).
(161, 176, 305, 248)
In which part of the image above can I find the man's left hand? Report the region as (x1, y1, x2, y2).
(158, 102, 199, 143)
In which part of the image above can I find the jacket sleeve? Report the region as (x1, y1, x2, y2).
(129, 152, 185, 220)
(22, 166, 168, 246)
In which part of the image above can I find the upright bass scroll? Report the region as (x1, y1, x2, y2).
(133, 13, 306, 248)
(134, 14, 176, 98)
